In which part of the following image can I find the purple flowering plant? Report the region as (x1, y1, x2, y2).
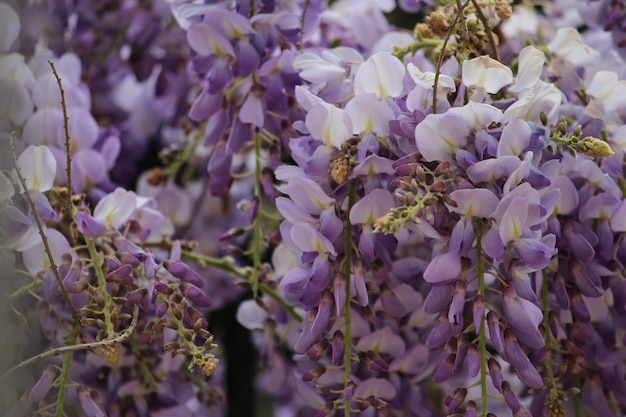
(1, 0, 626, 417)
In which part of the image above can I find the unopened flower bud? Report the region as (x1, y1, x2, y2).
(380, 282, 406, 318)
(426, 313, 452, 348)
(181, 282, 212, 308)
(502, 380, 521, 412)
(112, 232, 146, 262)
(465, 400, 477, 417)
(487, 311, 504, 354)
(570, 290, 591, 323)
(430, 179, 447, 193)
(454, 333, 468, 371)
(219, 227, 246, 241)
(77, 386, 106, 417)
(29, 365, 58, 403)
(193, 317, 206, 334)
(448, 280, 466, 326)
(105, 264, 133, 285)
(445, 387, 467, 414)
(581, 137, 614, 157)
(126, 288, 147, 305)
(366, 350, 390, 372)
(154, 281, 173, 295)
(433, 354, 455, 383)
(436, 336, 457, 368)
(367, 396, 388, 409)
(467, 344, 480, 377)
(503, 328, 530, 370)
(488, 358, 504, 392)
(65, 281, 88, 293)
(313, 401, 334, 417)
(302, 366, 327, 382)
(332, 330, 344, 365)
(472, 294, 485, 333)
(315, 385, 331, 394)
(163, 260, 206, 288)
(307, 339, 330, 361)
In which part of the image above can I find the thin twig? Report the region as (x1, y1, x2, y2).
(48, 61, 73, 217)
(433, 1, 467, 114)
(470, 0, 500, 61)
(456, 0, 469, 45)
(0, 305, 139, 380)
(299, 0, 312, 52)
(9, 133, 80, 323)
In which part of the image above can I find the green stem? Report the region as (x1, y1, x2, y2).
(476, 220, 488, 417)
(343, 179, 357, 417)
(10, 280, 42, 300)
(181, 251, 248, 279)
(299, 0, 312, 51)
(54, 350, 73, 417)
(573, 375, 582, 417)
(542, 270, 557, 385)
(85, 237, 114, 337)
(393, 38, 444, 61)
(252, 131, 263, 296)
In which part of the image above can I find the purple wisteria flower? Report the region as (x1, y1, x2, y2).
(3, 1, 626, 417)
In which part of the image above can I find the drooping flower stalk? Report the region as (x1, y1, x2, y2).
(476, 219, 489, 417)
(343, 179, 357, 417)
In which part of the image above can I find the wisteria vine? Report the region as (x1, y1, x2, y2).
(1, 0, 626, 417)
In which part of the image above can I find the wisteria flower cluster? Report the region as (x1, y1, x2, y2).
(1, 0, 626, 417)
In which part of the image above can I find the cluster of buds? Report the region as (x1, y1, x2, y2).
(547, 115, 614, 158)
(405, 0, 513, 63)
(148, 261, 218, 376)
(374, 159, 456, 234)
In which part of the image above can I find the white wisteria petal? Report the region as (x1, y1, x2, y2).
(93, 188, 138, 230)
(293, 53, 348, 84)
(22, 229, 71, 275)
(462, 56, 513, 94)
(547, 27, 600, 67)
(0, 53, 35, 89)
(344, 93, 394, 135)
(0, 79, 33, 125)
(0, 173, 14, 203)
(305, 102, 353, 148)
(509, 45, 545, 92)
(503, 81, 562, 125)
(415, 111, 469, 162)
(236, 300, 268, 330)
(407, 63, 455, 94)
(0, 3, 20, 53)
(294, 85, 324, 112)
(497, 118, 531, 157)
(354, 52, 405, 99)
(586, 71, 626, 113)
(499, 197, 529, 245)
(13, 145, 57, 193)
